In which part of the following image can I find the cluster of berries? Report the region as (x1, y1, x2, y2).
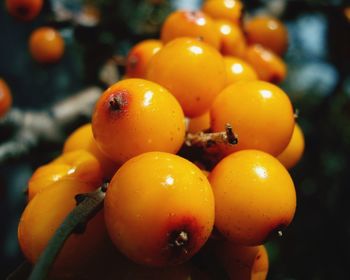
(13, 0, 305, 279)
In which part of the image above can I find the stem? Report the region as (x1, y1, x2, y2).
(185, 123, 238, 148)
(28, 186, 107, 280)
(294, 108, 299, 119)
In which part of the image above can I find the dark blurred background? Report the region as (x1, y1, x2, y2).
(1, 0, 350, 279)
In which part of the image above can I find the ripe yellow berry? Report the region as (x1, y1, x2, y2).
(105, 152, 215, 266)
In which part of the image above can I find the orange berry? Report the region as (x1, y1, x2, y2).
(187, 111, 210, 133)
(63, 123, 119, 179)
(202, 0, 243, 24)
(223, 56, 258, 85)
(125, 39, 163, 79)
(210, 80, 295, 156)
(201, 169, 210, 177)
(92, 79, 185, 164)
(277, 123, 305, 169)
(214, 19, 246, 57)
(28, 150, 103, 200)
(104, 152, 215, 266)
(161, 10, 220, 49)
(252, 245, 269, 280)
(245, 16, 288, 56)
(0, 79, 12, 117)
(216, 241, 269, 280)
(147, 37, 226, 117)
(6, 0, 43, 21)
(29, 27, 65, 63)
(18, 179, 107, 274)
(209, 150, 296, 245)
(244, 44, 287, 83)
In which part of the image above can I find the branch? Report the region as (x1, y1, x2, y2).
(185, 123, 238, 148)
(0, 87, 102, 163)
(28, 186, 106, 280)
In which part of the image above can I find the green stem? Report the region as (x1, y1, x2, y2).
(28, 186, 106, 280)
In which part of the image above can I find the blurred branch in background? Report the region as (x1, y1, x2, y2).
(0, 87, 101, 163)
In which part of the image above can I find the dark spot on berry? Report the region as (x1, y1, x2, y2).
(269, 74, 282, 84)
(168, 230, 189, 248)
(196, 96, 201, 102)
(107, 90, 130, 117)
(127, 54, 139, 70)
(15, 5, 30, 18)
(162, 216, 204, 264)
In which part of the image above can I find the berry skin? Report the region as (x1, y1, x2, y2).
(216, 241, 269, 280)
(209, 150, 296, 245)
(202, 0, 243, 24)
(245, 16, 288, 56)
(161, 10, 220, 49)
(104, 152, 215, 266)
(18, 179, 108, 275)
(210, 80, 295, 156)
(6, 0, 43, 21)
(223, 56, 258, 85)
(147, 37, 226, 117)
(29, 27, 65, 63)
(0, 79, 12, 118)
(277, 123, 305, 169)
(214, 19, 246, 57)
(92, 79, 185, 164)
(187, 111, 210, 133)
(28, 150, 103, 200)
(125, 39, 163, 79)
(252, 245, 269, 280)
(244, 44, 287, 83)
(63, 123, 120, 179)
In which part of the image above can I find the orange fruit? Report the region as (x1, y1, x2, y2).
(223, 56, 258, 85)
(125, 39, 163, 79)
(105, 152, 215, 266)
(277, 123, 305, 169)
(244, 44, 287, 83)
(245, 16, 288, 55)
(214, 19, 246, 57)
(0, 79, 12, 117)
(202, 0, 243, 24)
(209, 150, 296, 245)
(210, 80, 295, 156)
(161, 10, 220, 49)
(28, 150, 103, 200)
(6, 0, 43, 21)
(18, 179, 107, 274)
(63, 123, 119, 179)
(147, 37, 226, 117)
(29, 27, 65, 63)
(92, 79, 185, 164)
